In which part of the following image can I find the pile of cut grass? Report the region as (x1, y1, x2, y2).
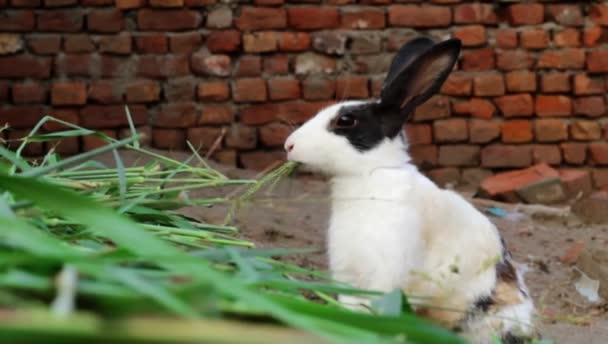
(0, 113, 469, 344)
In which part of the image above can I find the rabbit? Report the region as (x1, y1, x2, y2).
(283, 37, 538, 344)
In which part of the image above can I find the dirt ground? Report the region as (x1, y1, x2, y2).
(102, 149, 608, 343)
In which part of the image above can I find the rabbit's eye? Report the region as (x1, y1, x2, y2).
(335, 114, 357, 128)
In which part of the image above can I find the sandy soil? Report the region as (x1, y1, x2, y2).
(99, 149, 608, 343)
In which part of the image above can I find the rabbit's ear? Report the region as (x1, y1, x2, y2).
(384, 36, 435, 87)
(379, 38, 461, 137)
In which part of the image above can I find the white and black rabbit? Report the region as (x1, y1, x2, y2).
(284, 37, 538, 344)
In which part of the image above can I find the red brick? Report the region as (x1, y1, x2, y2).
(205, 30, 240, 53)
(496, 50, 534, 71)
(197, 81, 229, 101)
(456, 98, 496, 119)
(278, 32, 310, 52)
(583, 27, 605, 47)
(592, 169, 608, 188)
(428, 168, 461, 187)
(88, 80, 123, 104)
(0, 106, 46, 128)
(81, 0, 114, 5)
(440, 73, 472, 96)
(12, 83, 47, 104)
(259, 122, 291, 147)
(233, 78, 267, 103)
(590, 143, 608, 165)
(236, 7, 286, 31)
(117, 126, 151, 147)
(137, 9, 202, 31)
(27, 35, 61, 54)
(154, 103, 198, 128)
(409, 145, 438, 168)
(288, 7, 339, 30)
(225, 126, 256, 150)
(473, 73, 504, 96)
(116, 0, 144, 9)
(540, 73, 571, 93)
(263, 55, 289, 75)
(63, 34, 94, 53)
(268, 78, 300, 101)
(561, 143, 587, 165)
(587, 49, 608, 73)
(340, 7, 385, 29)
(126, 80, 160, 103)
(574, 96, 606, 117)
(0, 55, 52, 79)
(137, 55, 189, 78)
(461, 48, 494, 71)
(98, 33, 132, 55)
(164, 78, 196, 102)
(240, 100, 332, 125)
(554, 28, 581, 48)
(547, 5, 584, 27)
(0, 11, 35, 31)
(570, 121, 602, 141)
(502, 120, 533, 143)
(43, 109, 79, 131)
(183, 0, 216, 7)
(149, 0, 183, 7)
(199, 104, 234, 125)
(538, 49, 585, 69)
(56, 54, 96, 77)
(495, 29, 517, 49)
(135, 34, 168, 54)
(101, 56, 132, 78)
(236, 56, 261, 77)
(169, 32, 201, 54)
(7, 129, 44, 157)
(573, 73, 604, 95)
(388, 5, 452, 27)
(335, 76, 369, 99)
(0, 82, 8, 103)
(438, 145, 480, 167)
(52, 137, 80, 155)
(254, 0, 283, 5)
(480, 163, 558, 199)
(191, 54, 231, 77)
(243, 32, 277, 53)
(413, 95, 450, 122)
(532, 145, 562, 166)
(505, 71, 536, 93)
(481, 145, 533, 168)
(240, 151, 285, 171)
(559, 240, 587, 264)
(453, 3, 496, 24)
(506, 3, 544, 26)
(495, 94, 534, 118)
(37, 10, 83, 32)
(590, 4, 608, 26)
(152, 129, 186, 150)
(520, 29, 549, 49)
(188, 127, 225, 150)
(404, 124, 432, 145)
(453, 25, 486, 47)
(11, 0, 40, 7)
(534, 119, 568, 142)
(88, 9, 123, 33)
(51, 81, 86, 105)
(80, 105, 147, 128)
(433, 118, 467, 143)
(302, 78, 335, 100)
(535, 95, 572, 117)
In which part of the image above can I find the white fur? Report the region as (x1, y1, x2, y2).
(285, 102, 537, 342)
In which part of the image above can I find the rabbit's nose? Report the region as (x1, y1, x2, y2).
(286, 143, 294, 152)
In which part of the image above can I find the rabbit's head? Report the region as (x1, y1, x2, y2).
(284, 37, 461, 176)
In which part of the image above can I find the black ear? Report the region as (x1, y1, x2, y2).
(379, 38, 461, 137)
(384, 36, 436, 87)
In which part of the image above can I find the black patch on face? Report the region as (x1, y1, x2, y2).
(496, 258, 517, 284)
(501, 332, 527, 344)
(473, 295, 495, 313)
(328, 103, 398, 152)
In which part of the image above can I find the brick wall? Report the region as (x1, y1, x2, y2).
(0, 1, 608, 188)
